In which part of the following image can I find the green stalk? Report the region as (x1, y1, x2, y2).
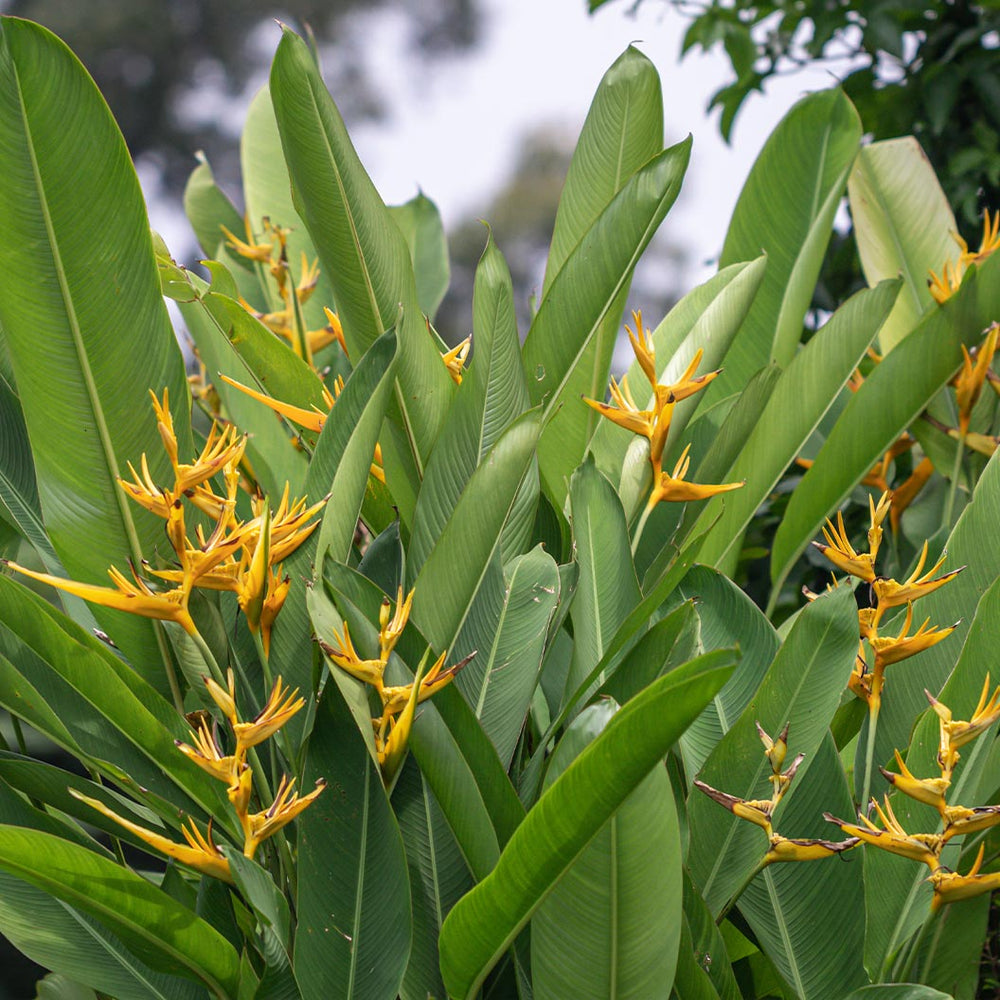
(943, 431, 965, 528)
(894, 906, 940, 982)
(716, 854, 769, 924)
(631, 499, 655, 556)
(859, 699, 881, 813)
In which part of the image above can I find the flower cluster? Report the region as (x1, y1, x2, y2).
(318, 587, 470, 779)
(71, 671, 324, 883)
(928, 209, 1000, 305)
(695, 723, 858, 866)
(811, 490, 962, 715)
(583, 310, 744, 510)
(223, 216, 345, 362)
(5, 390, 324, 654)
(826, 678, 1000, 910)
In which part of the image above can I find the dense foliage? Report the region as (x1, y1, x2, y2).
(1, 15, 1000, 1000)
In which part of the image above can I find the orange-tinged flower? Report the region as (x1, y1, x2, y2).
(442, 337, 471, 385)
(871, 542, 963, 609)
(219, 375, 331, 434)
(118, 453, 175, 519)
(221, 220, 274, 263)
(582, 374, 658, 439)
(70, 789, 232, 883)
(232, 677, 305, 752)
(649, 444, 744, 506)
(296, 252, 320, 304)
(322, 307, 347, 354)
(2, 560, 197, 636)
(813, 508, 877, 582)
(318, 620, 386, 688)
(237, 503, 270, 632)
(204, 669, 238, 726)
(380, 650, 472, 717)
(929, 675, 1000, 754)
(379, 587, 414, 662)
(175, 718, 238, 784)
(243, 774, 326, 859)
(928, 259, 963, 305)
(825, 797, 942, 871)
(663, 347, 721, 403)
(929, 843, 1000, 910)
(259, 567, 290, 658)
(953, 323, 999, 436)
(957, 208, 1000, 267)
(227, 763, 254, 828)
(879, 749, 950, 815)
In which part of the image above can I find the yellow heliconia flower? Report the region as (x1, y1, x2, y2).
(259, 567, 291, 658)
(69, 790, 233, 884)
(890, 457, 935, 533)
(871, 542, 964, 610)
(296, 252, 320, 304)
(442, 337, 471, 385)
(941, 803, 1000, 842)
(813, 507, 878, 583)
(929, 843, 1000, 910)
(2, 560, 197, 636)
(242, 774, 326, 859)
(929, 675, 1000, 757)
(379, 649, 472, 717)
(756, 720, 789, 773)
(232, 676, 305, 753)
(322, 307, 347, 354)
(953, 323, 999, 436)
(219, 374, 332, 434)
(869, 603, 959, 668)
(318, 620, 386, 688)
(221, 219, 274, 263)
(764, 834, 859, 864)
(879, 749, 950, 815)
(204, 670, 238, 727)
(582, 373, 657, 439)
(825, 797, 942, 871)
(379, 587, 415, 662)
(928, 209, 1000, 304)
(928, 259, 963, 305)
(175, 718, 239, 784)
(693, 780, 775, 833)
(649, 444, 744, 506)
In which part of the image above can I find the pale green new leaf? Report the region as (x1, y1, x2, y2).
(849, 137, 959, 354)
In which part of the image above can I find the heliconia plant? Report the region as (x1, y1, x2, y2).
(2, 13, 1000, 1000)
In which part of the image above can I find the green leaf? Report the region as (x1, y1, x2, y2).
(0, 829, 240, 997)
(269, 28, 454, 475)
(294, 683, 411, 1000)
(393, 756, 472, 1000)
(451, 545, 560, 768)
(542, 45, 663, 295)
(565, 458, 641, 703)
(849, 137, 959, 353)
(687, 584, 858, 914)
(836, 988, 952, 1000)
(522, 137, 691, 507)
(388, 192, 450, 321)
(677, 565, 780, 781)
(694, 279, 900, 569)
(707, 88, 861, 402)
(408, 235, 530, 576)
(530, 701, 682, 1000)
(771, 252, 1000, 592)
(241, 86, 333, 329)
(679, 870, 741, 1000)
(0, 874, 205, 1000)
(183, 152, 253, 274)
(438, 652, 735, 1000)
(737, 733, 866, 1000)
(0, 17, 191, 688)
(410, 410, 542, 653)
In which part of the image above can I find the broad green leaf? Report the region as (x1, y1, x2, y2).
(393, 756, 472, 1000)
(677, 566, 780, 782)
(542, 45, 663, 294)
(679, 870, 741, 1000)
(771, 252, 1000, 592)
(737, 734, 866, 1000)
(0, 574, 233, 829)
(849, 137, 959, 354)
(439, 652, 735, 1000)
(589, 256, 767, 501)
(410, 410, 542, 653)
(522, 137, 691, 508)
(294, 683, 411, 1000)
(408, 236, 530, 576)
(565, 458, 641, 701)
(273, 331, 398, 716)
(0, 17, 191, 687)
(687, 584, 858, 914)
(861, 573, 1000, 979)
(388, 192, 450, 321)
(707, 88, 861, 402)
(695, 279, 900, 568)
(451, 545, 560, 768)
(0, 874, 205, 1000)
(270, 28, 454, 476)
(241, 86, 333, 328)
(837, 988, 952, 1000)
(531, 701, 681, 1000)
(0, 828, 240, 998)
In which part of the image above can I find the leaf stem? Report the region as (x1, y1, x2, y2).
(859, 698, 880, 812)
(716, 854, 769, 924)
(943, 432, 965, 528)
(631, 499, 655, 556)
